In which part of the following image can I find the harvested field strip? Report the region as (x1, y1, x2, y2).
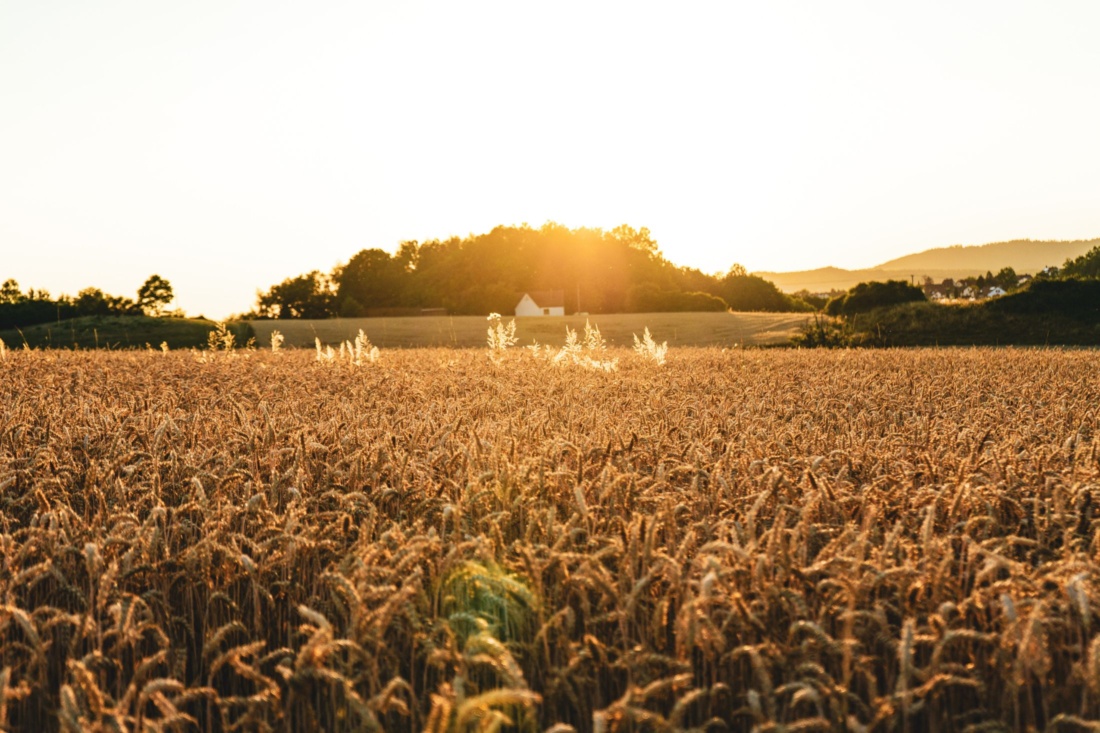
(247, 311, 812, 349)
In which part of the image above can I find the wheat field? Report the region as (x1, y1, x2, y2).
(1, 344, 1098, 732)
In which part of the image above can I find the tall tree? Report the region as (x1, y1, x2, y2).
(334, 248, 409, 315)
(0, 279, 22, 304)
(257, 271, 335, 319)
(137, 274, 174, 315)
(73, 288, 137, 316)
(716, 266, 805, 312)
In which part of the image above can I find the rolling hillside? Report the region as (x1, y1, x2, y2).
(756, 238, 1099, 293)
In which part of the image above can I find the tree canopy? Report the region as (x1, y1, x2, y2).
(825, 280, 927, 316)
(0, 276, 174, 330)
(1060, 245, 1100, 280)
(137, 275, 174, 315)
(253, 223, 809, 318)
(256, 271, 335, 319)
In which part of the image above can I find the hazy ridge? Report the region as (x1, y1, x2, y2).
(756, 238, 1099, 293)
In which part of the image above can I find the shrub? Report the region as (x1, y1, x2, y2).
(793, 313, 851, 347)
(627, 286, 728, 313)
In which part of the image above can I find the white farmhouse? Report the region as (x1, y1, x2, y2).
(515, 290, 565, 317)
(986, 286, 1006, 297)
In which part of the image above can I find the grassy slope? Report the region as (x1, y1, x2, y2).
(248, 311, 813, 349)
(848, 301, 1100, 346)
(0, 315, 254, 350)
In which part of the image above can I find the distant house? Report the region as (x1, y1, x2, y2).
(986, 286, 1006, 297)
(515, 290, 565, 317)
(923, 283, 954, 300)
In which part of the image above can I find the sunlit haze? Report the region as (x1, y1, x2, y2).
(3, 2, 1098, 318)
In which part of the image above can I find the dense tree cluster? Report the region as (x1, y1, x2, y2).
(987, 278, 1100, 320)
(1056, 244, 1100, 280)
(815, 246, 1100, 346)
(254, 223, 811, 318)
(0, 275, 173, 330)
(824, 279, 927, 316)
(947, 266, 1021, 294)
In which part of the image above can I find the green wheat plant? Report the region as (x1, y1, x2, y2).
(440, 560, 537, 645)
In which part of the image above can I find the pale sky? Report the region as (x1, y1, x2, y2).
(2, 1, 1098, 318)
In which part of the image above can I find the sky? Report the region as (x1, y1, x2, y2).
(2, 1, 1099, 318)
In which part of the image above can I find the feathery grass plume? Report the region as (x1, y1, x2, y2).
(579, 355, 618, 372)
(633, 326, 667, 365)
(577, 322, 618, 370)
(550, 322, 618, 371)
(353, 329, 379, 364)
(159, 341, 169, 354)
(583, 319, 607, 352)
(0, 337, 6, 360)
(270, 329, 284, 353)
(526, 339, 547, 359)
(207, 321, 236, 351)
(315, 337, 335, 362)
(486, 313, 517, 361)
(553, 326, 581, 365)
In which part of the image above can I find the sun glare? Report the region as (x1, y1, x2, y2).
(0, 2, 1098, 316)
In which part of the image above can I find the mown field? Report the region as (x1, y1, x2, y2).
(0, 317, 255, 352)
(1, 346, 1099, 732)
(248, 311, 812, 349)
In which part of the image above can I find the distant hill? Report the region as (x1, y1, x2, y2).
(756, 238, 1099, 293)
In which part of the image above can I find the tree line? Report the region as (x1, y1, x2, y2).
(251, 223, 812, 319)
(0, 276, 173, 330)
(818, 243, 1100, 322)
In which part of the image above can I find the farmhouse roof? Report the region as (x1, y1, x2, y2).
(519, 290, 565, 308)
